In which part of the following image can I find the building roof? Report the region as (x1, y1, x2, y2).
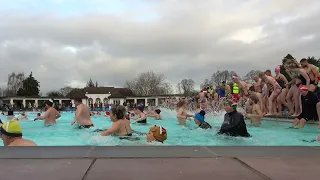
(66, 87, 135, 99)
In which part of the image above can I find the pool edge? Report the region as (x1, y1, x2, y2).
(0, 146, 319, 159)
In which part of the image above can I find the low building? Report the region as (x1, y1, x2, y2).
(0, 87, 184, 108)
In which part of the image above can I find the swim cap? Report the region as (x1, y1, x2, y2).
(155, 109, 161, 114)
(0, 120, 22, 137)
(299, 85, 308, 92)
(225, 100, 237, 110)
(150, 125, 167, 143)
(275, 66, 280, 71)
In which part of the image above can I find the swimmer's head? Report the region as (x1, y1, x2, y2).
(177, 100, 187, 108)
(299, 85, 309, 95)
(232, 74, 239, 82)
(73, 97, 83, 105)
(0, 120, 22, 146)
(258, 72, 266, 80)
(300, 58, 308, 68)
(37, 113, 41, 116)
(199, 110, 205, 117)
(224, 99, 237, 113)
(275, 66, 281, 73)
(110, 105, 126, 121)
(45, 99, 54, 107)
(265, 70, 272, 76)
(147, 125, 167, 143)
(137, 105, 144, 112)
(248, 86, 255, 94)
(252, 75, 259, 82)
(155, 109, 161, 114)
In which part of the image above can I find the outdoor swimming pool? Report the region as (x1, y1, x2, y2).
(0, 109, 319, 146)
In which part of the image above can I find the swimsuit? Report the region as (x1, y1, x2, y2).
(137, 117, 147, 124)
(79, 124, 94, 129)
(276, 76, 285, 89)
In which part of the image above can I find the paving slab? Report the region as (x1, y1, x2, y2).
(205, 146, 320, 157)
(85, 158, 264, 180)
(0, 159, 92, 180)
(238, 157, 320, 180)
(0, 146, 319, 159)
(89, 146, 215, 158)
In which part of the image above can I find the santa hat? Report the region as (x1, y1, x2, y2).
(202, 88, 207, 92)
(232, 74, 239, 79)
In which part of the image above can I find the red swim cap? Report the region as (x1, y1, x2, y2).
(106, 111, 110, 115)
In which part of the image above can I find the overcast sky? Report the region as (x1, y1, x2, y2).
(0, 0, 320, 93)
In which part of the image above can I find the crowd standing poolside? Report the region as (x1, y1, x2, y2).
(1, 57, 320, 146)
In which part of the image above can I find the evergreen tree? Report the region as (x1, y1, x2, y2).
(86, 78, 95, 87)
(17, 72, 40, 96)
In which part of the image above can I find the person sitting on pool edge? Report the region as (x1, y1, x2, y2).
(218, 99, 251, 137)
(194, 110, 212, 129)
(100, 105, 133, 137)
(290, 86, 320, 129)
(0, 120, 37, 146)
(132, 105, 147, 124)
(146, 125, 167, 143)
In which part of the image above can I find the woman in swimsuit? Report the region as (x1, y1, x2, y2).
(259, 72, 281, 116)
(286, 60, 310, 116)
(275, 66, 289, 115)
(132, 105, 147, 124)
(100, 105, 133, 137)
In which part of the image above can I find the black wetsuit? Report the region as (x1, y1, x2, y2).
(297, 91, 319, 121)
(218, 111, 251, 137)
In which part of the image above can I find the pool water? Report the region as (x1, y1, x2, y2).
(0, 109, 319, 146)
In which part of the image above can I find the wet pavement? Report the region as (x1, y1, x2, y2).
(0, 146, 319, 180)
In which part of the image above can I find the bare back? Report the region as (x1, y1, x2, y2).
(44, 107, 60, 125)
(115, 120, 132, 136)
(9, 138, 37, 146)
(75, 104, 93, 126)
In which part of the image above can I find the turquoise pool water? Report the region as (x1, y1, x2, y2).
(0, 109, 319, 146)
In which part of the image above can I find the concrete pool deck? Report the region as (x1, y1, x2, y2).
(0, 146, 320, 180)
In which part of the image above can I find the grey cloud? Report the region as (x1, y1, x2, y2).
(1, 0, 320, 93)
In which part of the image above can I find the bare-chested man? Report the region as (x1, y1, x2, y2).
(71, 97, 94, 128)
(252, 76, 263, 93)
(37, 100, 61, 126)
(300, 58, 319, 92)
(176, 100, 193, 126)
(232, 74, 249, 96)
(245, 95, 264, 126)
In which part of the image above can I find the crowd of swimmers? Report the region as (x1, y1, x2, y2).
(1, 57, 320, 146)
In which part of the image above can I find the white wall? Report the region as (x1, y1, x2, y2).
(85, 94, 111, 104)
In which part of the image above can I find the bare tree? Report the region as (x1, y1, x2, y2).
(7, 72, 25, 96)
(59, 86, 74, 97)
(125, 71, 172, 96)
(242, 70, 262, 84)
(210, 70, 236, 88)
(180, 79, 195, 96)
(0, 86, 7, 97)
(176, 82, 182, 94)
(200, 79, 211, 89)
